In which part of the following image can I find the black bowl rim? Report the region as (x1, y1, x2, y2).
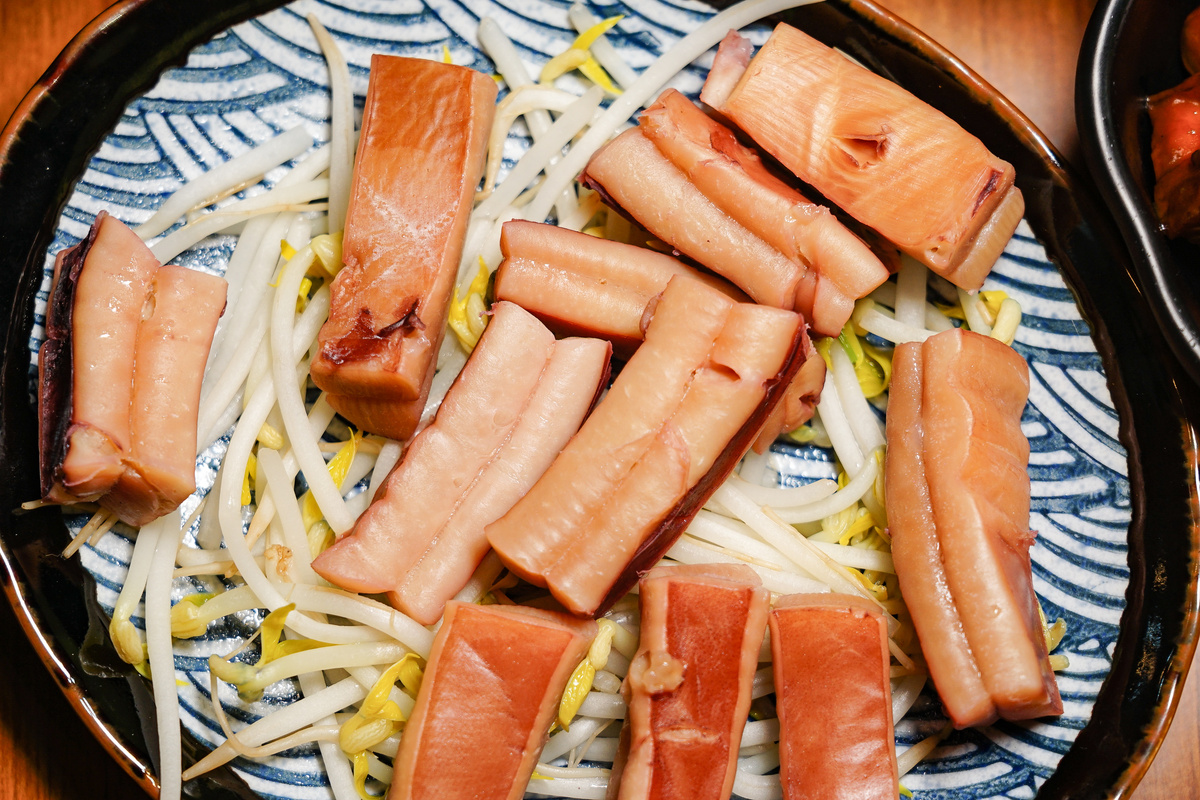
(0, 1, 1197, 799)
(1074, 0, 1200, 385)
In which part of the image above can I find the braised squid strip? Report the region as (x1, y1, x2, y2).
(101, 266, 227, 526)
(584, 127, 802, 310)
(311, 55, 496, 440)
(39, 213, 159, 503)
(488, 277, 803, 616)
(494, 219, 746, 358)
(638, 88, 889, 335)
(701, 24, 1024, 290)
(312, 302, 610, 624)
(612, 564, 768, 800)
(893, 328, 1061, 720)
(390, 602, 595, 800)
(886, 345, 996, 728)
(770, 593, 897, 800)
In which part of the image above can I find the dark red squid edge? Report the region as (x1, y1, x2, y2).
(37, 211, 106, 499)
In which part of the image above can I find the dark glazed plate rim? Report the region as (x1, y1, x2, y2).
(1, 1, 1197, 799)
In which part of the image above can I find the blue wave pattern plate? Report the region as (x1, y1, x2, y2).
(27, 0, 1129, 797)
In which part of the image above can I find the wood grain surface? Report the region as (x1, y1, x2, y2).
(0, 0, 1195, 799)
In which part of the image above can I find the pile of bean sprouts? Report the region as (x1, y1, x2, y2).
(44, 3, 1065, 800)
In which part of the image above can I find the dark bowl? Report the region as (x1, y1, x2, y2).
(2, 1, 1199, 799)
(1076, 0, 1200, 385)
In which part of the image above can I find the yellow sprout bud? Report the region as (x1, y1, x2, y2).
(170, 598, 211, 639)
(351, 752, 374, 800)
(307, 521, 336, 559)
(242, 451, 257, 506)
(786, 425, 818, 445)
(208, 655, 259, 692)
(301, 431, 359, 530)
(1045, 618, 1067, 653)
(572, 14, 623, 49)
(979, 290, 1009, 319)
(814, 335, 835, 369)
(589, 619, 620, 669)
(557, 619, 622, 730)
(465, 292, 488, 341)
(296, 276, 313, 313)
(280, 239, 297, 261)
(539, 49, 589, 84)
(837, 510, 877, 547)
(557, 659, 596, 731)
(578, 57, 622, 95)
(990, 298, 1022, 346)
(448, 260, 491, 353)
(340, 714, 399, 755)
(859, 341, 893, 398)
(110, 614, 145, 666)
(310, 232, 344, 277)
(396, 657, 424, 697)
(257, 422, 284, 450)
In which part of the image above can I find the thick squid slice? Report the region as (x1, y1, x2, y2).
(584, 127, 803, 311)
(101, 266, 227, 526)
(390, 602, 595, 800)
(494, 219, 818, 449)
(312, 302, 609, 624)
(770, 593, 897, 800)
(639, 89, 888, 327)
(611, 564, 768, 800)
(701, 26, 1023, 290)
(888, 328, 1061, 722)
(494, 219, 745, 358)
(311, 55, 496, 440)
(886, 344, 996, 728)
(39, 213, 160, 502)
(487, 277, 804, 616)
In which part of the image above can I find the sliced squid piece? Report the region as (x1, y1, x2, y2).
(494, 219, 745, 358)
(887, 328, 1061, 722)
(584, 127, 802, 311)
(639, 89, 888, 327)
(100, 266, 226, 526)
(39, 213, 160, 502)
(390, 602, 596, 800)
(886, 344, 996, 728)
(311, 301, 609, 625)
(612, 563, 768, 800)
(495, 219, 819, 448)
(487, 277, 804, 617)
(770, 593, 898, 800)
(701, 26, 1024, 290)
(311, 55, 496, 440)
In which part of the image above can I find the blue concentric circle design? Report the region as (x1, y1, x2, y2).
(30, 1, 1128, 798)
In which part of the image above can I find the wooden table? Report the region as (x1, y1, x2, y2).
(0, 0, 1195, 798)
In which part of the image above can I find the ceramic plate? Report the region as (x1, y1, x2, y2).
(1, 1, 1197, 799)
